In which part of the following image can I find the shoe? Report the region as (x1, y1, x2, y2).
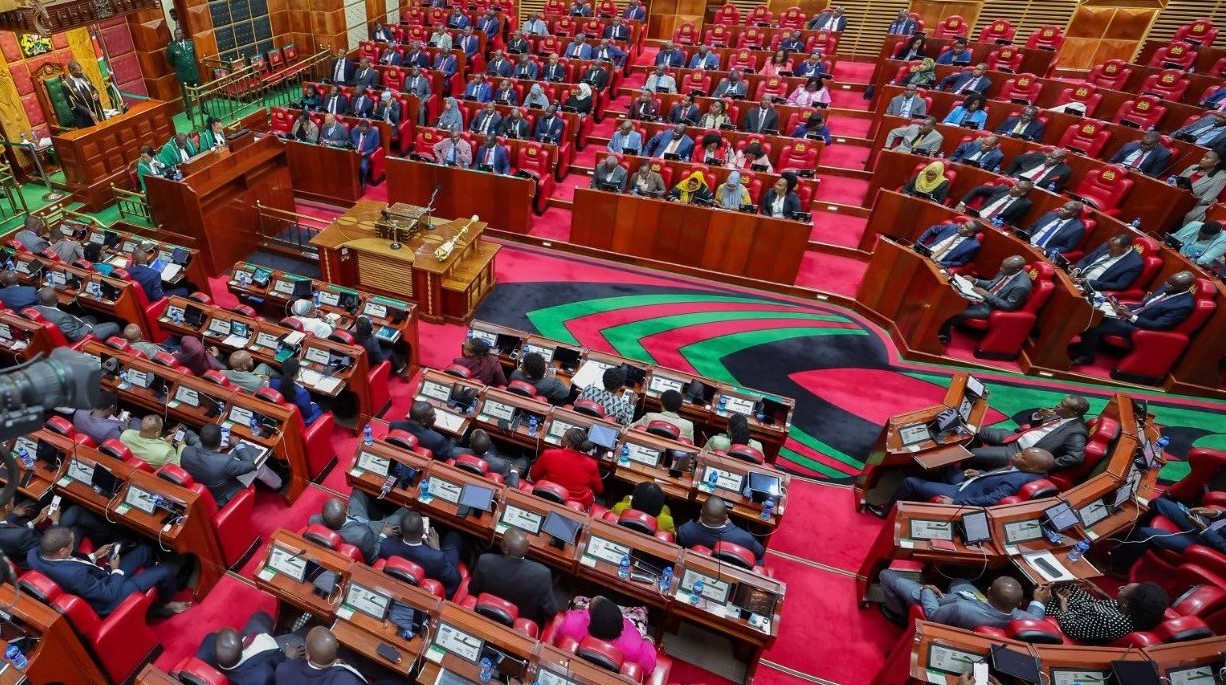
(937, 334, 951, 345)
(1069, 355, 1094, 366)
(878, 603, 906, 628)
(865, 503, 889, 519)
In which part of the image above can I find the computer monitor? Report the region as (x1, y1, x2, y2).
(90, 464, 122, 497)
(733, 582, 777, 617)
(479, 644, 528, 680)
(542, 512, 580, 547)
(290, 279, 313, 300)
(184, 305, 206, 327)
(1110, 660, 1160, 685)
(457, 484, 494, 518)
(230, 321, 250, 338)
(1110, 479, 1138, 510)
(960, 510, 991, 544)
(35, 439, 60, 466)
(493, 333, 520, 354)
(171, 247, 189, 265)
(586, 423, 619, 451)
(663, 448, 696, 477)
(251, 267, 271, 287)
(746, 472, 781, 502)
(964, 375, 986, 399)
(337, 291, 360, 312)
(103, 230, 121, 247)
(990, 645, 1041, 684)
(1042, 501, 1080, 532)
(552, 347, 581, 370)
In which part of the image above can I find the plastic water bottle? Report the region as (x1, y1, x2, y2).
(466, 329, 474, 339)
(691, 578, 704, 604)
(172, 308, 183, 324)
(717, 395, 728, 413)
(420, 476, 431, 499)
(618, 555, 631, 579)
(5, 644, 28, 670)
(313, 291, 320, 308)
(479, 657, 494, 683)
(15, 444, 33, 469)
(250, 415, 260, 438)
(1154, 436, 1170, 456)
(991, 215, 1003, 228)
(659, 566, 673, 593)
(937, 151, 945, 159)
(1067, 539, 1091, 563)
(1167, 175, 1178, 185)
(1130, 218, 1142, 230)
(363, 423, 373, 445)
(528, 415, 538, 435)
(1046, 181, 1057, 192)
(761, 495, 776, 521)
(707, 468, 719, 487)
(618, 444, 630, 465)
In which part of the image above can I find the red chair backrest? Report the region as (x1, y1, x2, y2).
(712, 541, 756, 569)
(1175, 19, 1216, 46)
(474, 593, 520, 626)
(1088, 60, 1131, 89)
(616, 509, 658, 534)
(575, 636, 625, 672)
(303, 523, 344, 549)
(934, 15, 967, 39)
(1026, 25, 1064, 50)
(1072, 165, 1133, 211)
(382, 556, 427, 585)
(987, 47, 1023, 73)
(978, 19, 1015, 43)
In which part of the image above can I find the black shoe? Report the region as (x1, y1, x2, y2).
(937, 334, 951, 345)
(865, 503, 889, 519)
(878, 603, 906, 627)
(1070, 355, 1094, 366)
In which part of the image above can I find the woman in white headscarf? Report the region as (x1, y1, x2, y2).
(715, 171, 751, 210)
(435, 97, 464, 132)
(290, 299, 334, 337)
(523, 83, 550, 110)
(563, 82, 593, 117)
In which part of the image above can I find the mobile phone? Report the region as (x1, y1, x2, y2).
(422, 517, 431, 538)
(118, 410, 130, 423)
(50, 495, 62, 511)
(376, 642, 400, 663)
(173, 428, 185, 443)
(973, 661, 988, 685)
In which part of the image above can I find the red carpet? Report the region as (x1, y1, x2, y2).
(829, 116, 872, 139)
(154, 575, 278, 671)
(810, 211, 867, 248)
(766, 481, 880, 572)
(795, 251, 867, 297)
(813, 175, 870, 204)
(819, 143, 869, 169)
(833, 61, 877, 83)
(529, 206, 573, 241)
(829, 89, 869, 109)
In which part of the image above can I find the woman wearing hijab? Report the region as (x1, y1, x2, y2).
(787, 76, 831, 108)
(943, 93, 987, 129)
(731, 142, 774, 173)
(556, 596, 657, 673)
(698, 100, 732, 129)
(791, 112, 832, 144)
(901, 57, 937, 88)
(698, 132, 728, 165)
(564, 82, 594, 117)
(435, 97, 464, 132)
(175, 336, 224, 376)
(523, 83, 550, 110)
(903, 160, 951, 203)
(1179, 150, 1226, 223)
(761, 175, 802, 218)
(668, 170, 713, 205)
(715, 171, 751, 210)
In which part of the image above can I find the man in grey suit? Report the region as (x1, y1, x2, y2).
(590, 155, 628, 192)
(884, 116, 944, 155)
(180, 423, 261, 506)
(33, 287, 120, 341)
(318, 114, 349, 147)
(877, 573, 1046, 628)
(938, 255, 1032, 343)
(886, 84, 928, 118)
(970, 395, 1090, 471)
(308, 493, 407, 563)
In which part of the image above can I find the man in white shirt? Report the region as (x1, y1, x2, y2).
(1072, 234, 1143, 292)
(969, 395, 1090, 469)
(290, 299, 335, 338)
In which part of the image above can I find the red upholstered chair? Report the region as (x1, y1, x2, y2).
(19, 307, 86, 350)
(672, 21, 698, 45)
(727, 48, 758, 72)
(736, 28, 766, 51)
(1058, 119, 1111, 158)
(978, 19, 1015, 44)
(1166, 448, 1226, 505)
(448, 453, 506, 484)
(613, 509, 674, 542)
(1055, 84, 1104, 118)
(703, 24, 733, 48)
(933, 15, 968, 40)
(200, 370, 231, 388)
(382, 66, 406, 93)
(1005, 618, 1067, 644)
(1102, 278, 1218, 385)
(302, 523, 364, 561)
(157, 464, 259, 567)
(986, 46, 1023, 73)
(754, 76, 788, 100)
(530, 480, 570, 504)
(1113, 95, 1166, 131)
(727, 443, 765, 464)
(998, 73, 1041, 104)
(373, 557, 445, 597)
(1150, 41, 1197, 70)
(100, 438, 151, 472)
(1141, 69, 1190, 101)
(778, 139, 819, 174)
(959, 262, 1055, 360)
(1069, 165, 1133, 215)
(109, 267, 170, 342)
(993, 478, 1059, 505)
(358, 41, 380, 62)
(19, 570, 159, 684)
(270, 108, 294, 136)
(1171, 584, 1226, 620)
(1049, 417, 1118, 490)
(1154, 616, 1214, 643)
(1026, 25, 1065, 51)
(173, 656, 229, 685)
(254, 386, 335, 478)
(777, 7, 806, 30)
(643, 420, 680, 440)
(445, 364, 473, 379)
(1175, 19, 1218, 47)
(679, 71, 712, 96)
(712, 3, 739, 25)
(1087, 60, 1132, 90)
(44, 415, 74, 436)
(746, 5, 772, 26)
(460, 592, 540, 637)
(572, 399, 607, 417)
(516, 141, 557, 213)
(711, 541, 757, 570)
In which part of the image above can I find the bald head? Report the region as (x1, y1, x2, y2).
(37, 287, 58, 307)
(0, 271, 16, 287)
(700, 497, 728, 526)
(502, 529, 530, 558)
(321, 497, 347, 530)
(1164, 270, 1196, 294)
(213, 627, 243, 668)
(1001, 255, 1026, 274)
(122, 323, 144, 343)
(986, 576, 1024, 611)
(305, 626, 339, 667)
(1012, 447, 1055, 473)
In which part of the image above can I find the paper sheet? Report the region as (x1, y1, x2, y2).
(570, 361, 605, 389)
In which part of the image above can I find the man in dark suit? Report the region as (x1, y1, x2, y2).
(644, 124, 695, 159)
(321, 85, 348, 116)
(994, 105, 1046, 141)
(955, 179, 1034, 225)
(593, 40, 625, 66)
(807, 5, 847, 31)
(0, 271, 37, 310)
(373, 91, 402, 139)
(654, 41, 686, 67)
(778, 30, 806, 52)
(0, 499, 59, 564)
(473, 136, 511, 174)
(1172, 111, 1226, 149)
(1109, 130, 1172, 177)
(486, 49, 513, 77)
(677, 497, 765, 565)
(353, 57, 379, 88)
(667, 95, 701, 123)
(180, 423, 259, 507)
(476, 8, 501, 39)
(390, 401, 459, 460)
(939, 255, 1033, 343)
(688, 44, 720, 70)
(124, 248, 164, 302)
(949, 134, 1004, 170)
(581, 61, 610, 91)
(1071, 271, 1198, 365)
(403, 65, 431, 102)
(534, 105, 566, 144)
(470, 101, 502, 135)
(938, 63, 992, 95)
(63, 60, 105, 127)
(603, 16, 631, 40)
(273, 627, 365, 685)
(377, 46, 403, 66)
(308, 493, 402, 564)
(446, 7, 470, 28)
(1006, 148, 1073, 191)
(466, 529, 559, 625)
(794, 52, 829, 78)
(712, 70, 748, 99)
(917, 219, 981, 267)
(379, 510, 463, 598)
(197, 611, 304, 685)
(887, 9, 919, 35)
(318, 114, 349, 147)
(463, 74, 492, 102)
(565, 34, 593, 60)
(506, 32, 532, 55)
(402, 42, 431, 68)
(33, 287, 121, 341)
(434, 50, 459, 84)
(541, 54, 568, 82)
(1072, 234, 1144, 292)
(350, 119, 380, 185)
(1025, 201, 1086, 255)
(623, 0, 646, 20)
(457, 27, 481, 58)
(887, 448, 1055, 509)
(327, 48, 355, 85)
(27, 526, 186, 616)
(591, 154, 628, 192)
(970, 396, 1091, 470)
(742, 96, 780, 133)
(498, 108, 532, 139)
(347, 85, 374, 117)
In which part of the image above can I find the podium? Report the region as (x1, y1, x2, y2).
(310, 199, 500, 323)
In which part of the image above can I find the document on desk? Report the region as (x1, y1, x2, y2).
(314, 376, 343, 394)
(160, 264, 183, 282)
(950, 274, 983, 301)
(433, 410, 466, 435)
(222, 334, 249, 348)
(298, 368, 324, 386)
(1021, 550, 1076, 582)
(234, 441, 271, 487)
(570, 361, 606, 389)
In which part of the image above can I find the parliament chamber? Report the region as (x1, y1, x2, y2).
(4, 0, 1226, 683)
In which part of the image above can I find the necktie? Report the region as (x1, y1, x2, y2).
(988, 273, 1013, 294)
(756, 110, 765, 132)
(335, 61, 344, 81)
(1134, 292, 1172, 314)
(1129, 150, 1147, 169)
(179, 146, 188, 162)
(481, 116, 491, 134)
(447, 145, 456, 163)
(901, 99, 912, 116)
(1013, 119, 1026, 134)
(357, 133, 365, 150)
(1001, 419, 1061, 444)
(1034, 218, 1065, 247)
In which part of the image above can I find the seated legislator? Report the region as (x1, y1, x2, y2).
(125, 248, 164, 302)
(289, 110, 319, 143)
(0, 270, 38, 310)
(644, 65, 677, 94)
(470, 101, 502, 136)
(28, 526, 188, 617)
(689, 44, 720, 70)
(715, 171, 752, 210)
(403, 66, 433, 104)
(429, 26, 455, 51)
(937, 63, 992, 96)
(885, 447, 1055, 509)
(778, 29, 806, 52)
(1070, 270, 1198, 366)
(612, 482, 676, 534)
(884, 116, 943, 155)
(320, 85, 349, 116)
(669, 170, 714, 205)
(121, 415, 196, 468)
(0, 499, 100, 567)
(73, 391, 134, 444)
(565, 34, 593, 60)
(942, 93, 987, 130)
(1033, 582, 1167, 645)
(995, 105, 1046, 142)
(353, 57, 380, 88)
(954, 178, 1034, 225)
(48, 225, 84, 263)
(180, 423, 278, 506)
(529, 428, 604, 509)
(350, 119, 380, 185)
(223, 350, 273, 392)
(627, 90, 660, 121)
(308, 494, 403, 564)
(432, 130, 473, 167)
(135, 146, 169, 191)
(731, 142, 774, 173)
(1111, 497, 1226, 570)
(938, 255, 1032, 343)
(902, 160, 951, 203)
(608, 120, 644, 154)
(969, 395, 1090, 470)
(1176, 149, 1226, 223)
(581, 60, 612, 91)
(197, 610, 304, 685)
(788, 76, 832, 108)
(379, 510, 463, 599)
(273, 627, 367, 685)
(791, 112, 833, 144)
(174, 336, 223, 375)
(712, 71, 749, 99)
(877, 573, 1044, 628)
(760, 176, 803, 218)
(1024, 201, 1086, 256)
(562, 83, 594, 118)
(452, 337, 507, 385)
(463, 429, 526, 483)
(887, 84, 928, 118)
(808, 5, 847, 31)
(199, 116, 229, 153)
(629, 160, 668, 197)
(33, 287, 122, 341)
(466, 529, 560, 625)
(1109, 130, 1172, 177)
(271, 359, 323, 425)
(900, 58, 937, 89)
(742, 97, 780, 134)
(318, 114, 349, 147)
(699, 100, 733, 130)
(1170, 220, 1226, 266)
(1171, 110, 1226, 149)
(473, 136, 511, 175)
(391, 401, 460, 461)
(917, 219, 981, 267)
(159, 132, 198, 167)
(949, 134, 1003, 170)
(348, 85, 374, 117)
(677, 497, 765, 564)
(534, 105, 567, 145)
(540, 55, 567, 83)
(704, 413, 764, 452)
(666, 95, 701, 125)
(13, 214, 49, 252)
(435, 97, 464, 133)
(486, 50, 513, 78)
(645, 124, 695, 159)
(499, 107, 533, 139)
(794, 53, 831, 80)
(463, 74, 493, 102)
(510, 351, 572, 404)
(936, 40, 973, 66)
(300, 84, 322, 111)
(631, 389, 695, 441)
(1071, 234, 1143, 292)
(555, 596, 658, 674)
(591, 154, 629, 192)
(1006, 148, 1073, 191)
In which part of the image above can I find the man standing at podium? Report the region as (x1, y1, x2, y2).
(167, 28, 201, 119)
(63, 61, 106, 128)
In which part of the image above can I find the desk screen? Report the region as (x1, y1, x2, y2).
(536, 670, 580, 685)
(434, 622, 483, 662)
(124, 484, 158, 515)
(173, 386, 199, 407)
(0, 323, 12, 341)
(926, 644, 980, 675)
(679, 568, 731, 604)
(469, 329, 497, 347)
(207, 318, 232, 336)
(1003, 519, 1043, 545)
(585, 535, 631, 566)
(273, 280, 296, 295)
(355, 451, 391, 477)
(127, 369, 151, 388)
(344, 582, 391, 620)
(625, 442, 661, 468)
(256, 332, 281, 349)
(648, 374, 685, 396)
(481, 400, 515, 422)
(67, 458, 95, 484)
(1166, 665, 1215, 685)
(1077, 500, 1109, 529)
(548, 418, 577, 441)
(500, 504, 543, 535)
(304, 347, 331, 365)
(420, 379, 452, 402)
(267, 545, 307, 582)
(523, 343, 553, 362)
(722, 395, 756, 416)
(909, 519, 954, 541)
(1050, 670, 1109, 685)
(427, 478, 462, 504)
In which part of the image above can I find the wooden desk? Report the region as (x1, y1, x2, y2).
(415, 369, 481, 438)
(856, 235, 970, 356)
(83, 223, 209, 294)
(51, 100, 178, 212)
(597, 151, 821, 210)
(11, 253, 156, 339)
(418, 603, 537, 685)
(135, 665, 182, 685)
(2, 431, 65, 502)
(871, 36, 1058, 86)
(673, 549, 783, 670)
(254, 530, 353, 617)
(571, 188, 808, 285)
(0, 311, 56, 363)
(386, 158, 534, 235)
(471, 388, 553, 451)
(333, 564, 444, 678)
(0, 582, 110, 685)
(311, 199, 500, 324)
(145, 135, 295, 277)
(495, 488, 588, 570)
(285, 140, 363, 205)
(577, 519, 681, 609)
(534, 644, 643, 685)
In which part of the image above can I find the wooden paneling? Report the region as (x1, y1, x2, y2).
(975, 0, 1078, 44)
(1150, 0, 1226, 42)
(1062, 3, 1161, 71)
(910, 0, 982, 34)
